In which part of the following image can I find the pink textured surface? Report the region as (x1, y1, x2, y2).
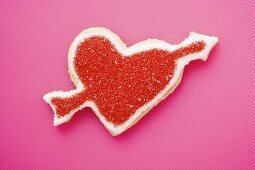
(0, 0, 254, 169)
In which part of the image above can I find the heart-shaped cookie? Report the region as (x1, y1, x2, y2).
(43, 27, 218, 135)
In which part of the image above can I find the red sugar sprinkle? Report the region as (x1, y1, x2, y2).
(52, 36, 205, 125)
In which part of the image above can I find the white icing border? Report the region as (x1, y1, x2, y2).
(43, 27, 218, 136)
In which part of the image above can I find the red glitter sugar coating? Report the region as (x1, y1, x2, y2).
(51, 36, 205, 125)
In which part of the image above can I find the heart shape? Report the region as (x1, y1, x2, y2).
(44, 28, 218, 135)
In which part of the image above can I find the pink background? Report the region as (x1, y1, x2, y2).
(1, 0, 255, 169)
